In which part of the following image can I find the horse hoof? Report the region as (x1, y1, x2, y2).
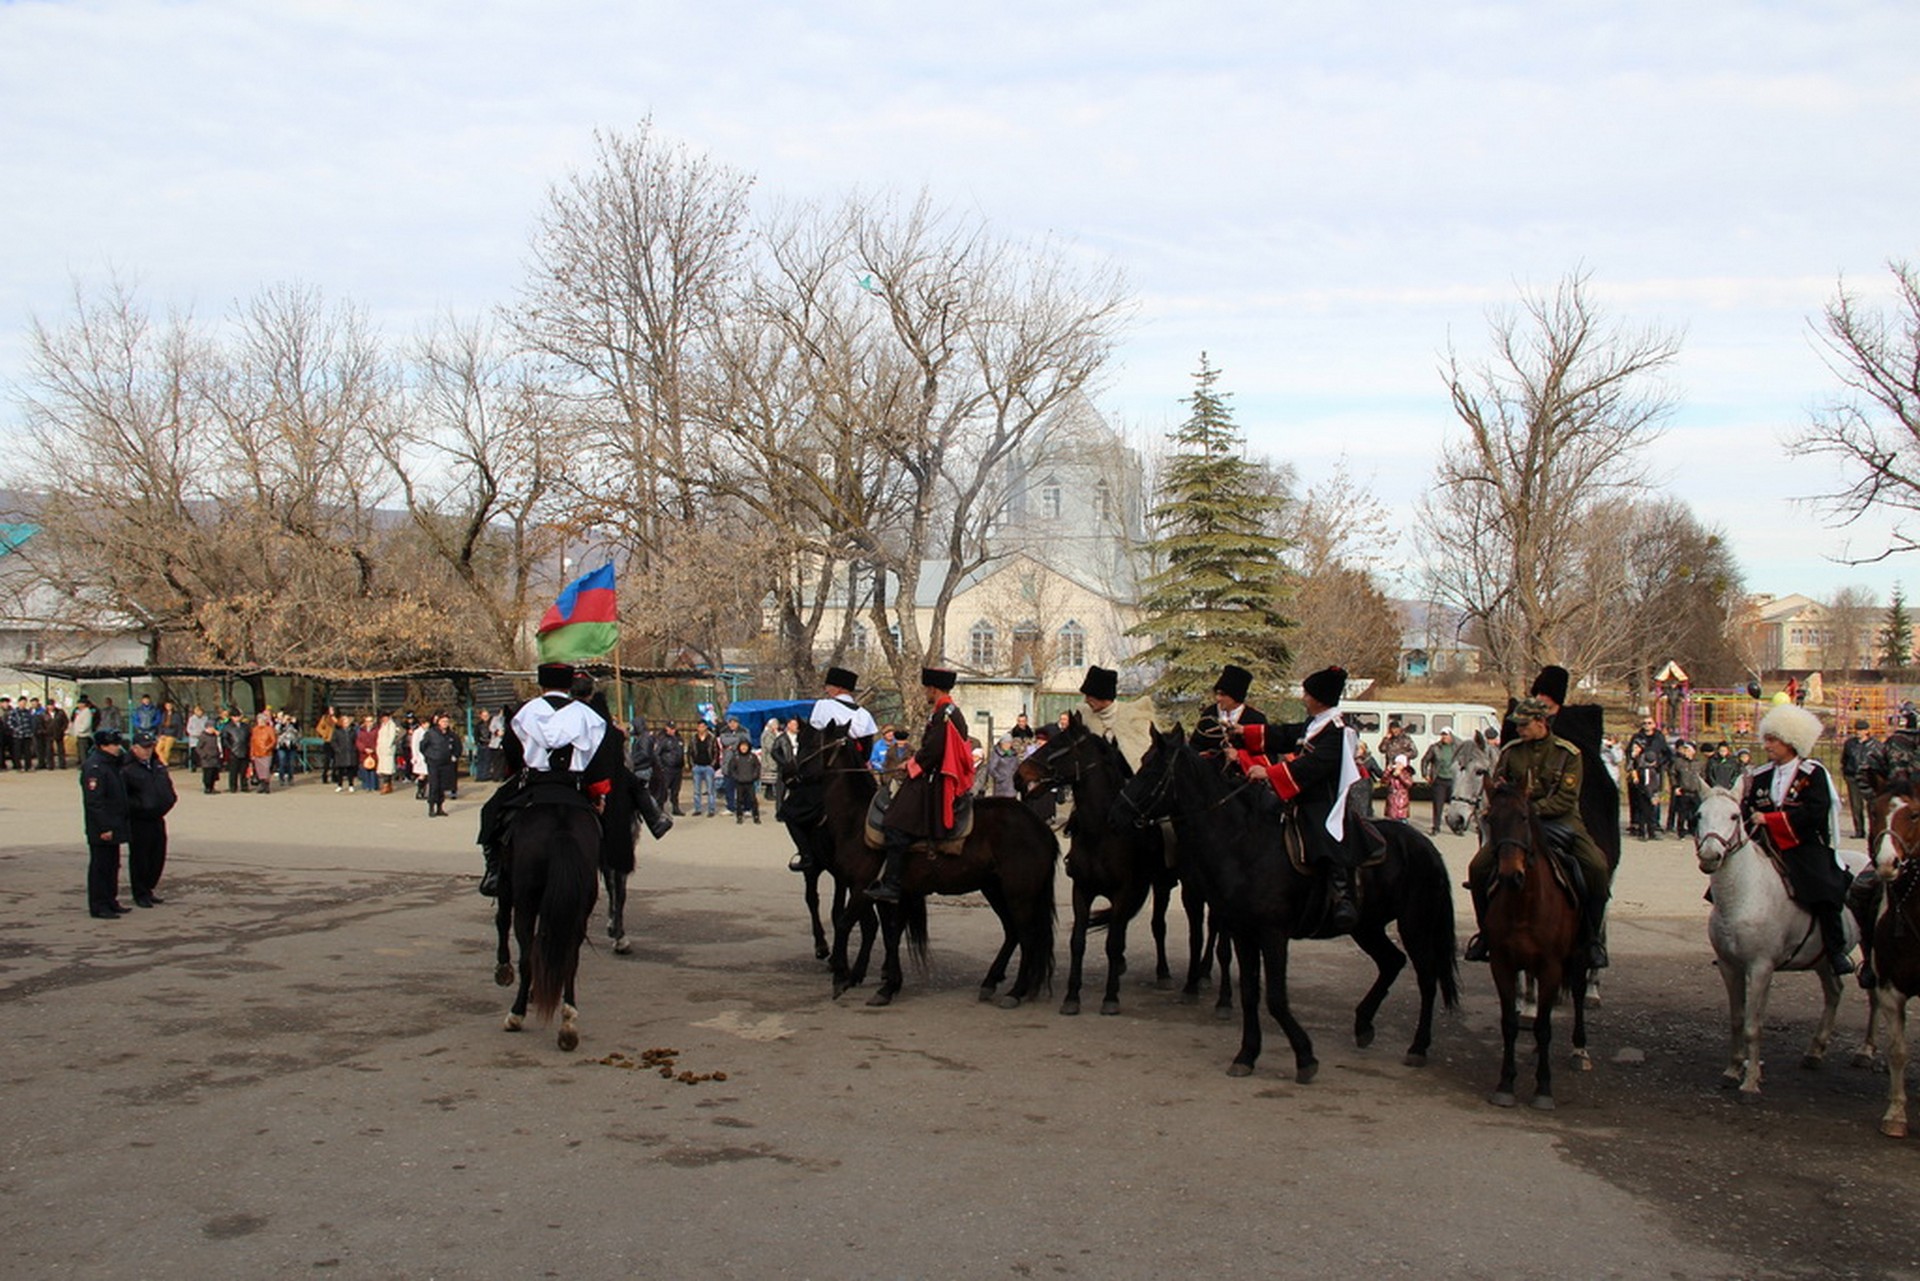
(1737, 1089, 1762, 1106)
(1099, 1000, 1120, 1017)
(815, 944, 830, 961)
(1403, 1053, 1427, 1069)
(494, 964, 514, 987)
(503, 1013, 523, 1032)
(1227, 1062, 1254, 1078)
(1800, 1053, 1824, 1072)
(978, 987, 998, 1004)
(1488, 1091, 1516, 1108)
(1530, 1094, 1556, 1112)
(1060, 999, 1080, 1016)
(1572, 1051, 1592, 1072)
(557, 1027, 579, 1052)
(997, 995, 1023, 1011)
(614, 936, 631, 954)
(1718, 1072, 1741, 1090)
(1295, 1062, 1318, 1085)
(831, 981, 850, 1001)
(1354, 1025, 1376, 1049)
(1154, 975, 1174, 990)
(865, 991, 893, 1008)
(1851, 1050, 1878, 1071)
(1213, 1005, 1233, 1023)
(1881, 1119, 1909, 1139)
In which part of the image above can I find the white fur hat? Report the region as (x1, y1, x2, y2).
(1758, 704, 1822, 758)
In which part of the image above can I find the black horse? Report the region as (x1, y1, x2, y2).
(1016, 713, 1195, 1017)
(778, 732, 878, 977)
(494, 798, 601, 1051)
(818, 726, 1057, 1008)
(1118, 725, 1459, 1079)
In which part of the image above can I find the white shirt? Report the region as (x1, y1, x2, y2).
(810, 694, 879, 740)
(1302, 708, 1362, 842)
(512, 694, 608, 772)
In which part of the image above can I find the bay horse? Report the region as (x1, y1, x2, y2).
(1479, 778, 1589, 1109)
(1116, 726, 1459, 1080)
(1015, 714, 1189, 1017)
(818, 726, 1057, 1008)
(1872, 797, 1920, 1137)
(493, 799, 601, 1051)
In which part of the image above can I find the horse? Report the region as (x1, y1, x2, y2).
(1871, 797, 1920, 1137)
(1692, 787, 1872, 1102)
(1443, 757, 1490, 836)
(818, 726, 1057, 1008)
(1117, 726, 1459, 1080)
(599, 766, 653, 954)
(1015, 714, 1190, 1016)
(1478, 778, 1589, 1109)
(779, 732, 878, 978)
(493, 799, 601, 1051)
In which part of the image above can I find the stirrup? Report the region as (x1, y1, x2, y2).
(1463, 933, 1490, 962)
(866, 879, 900, 902)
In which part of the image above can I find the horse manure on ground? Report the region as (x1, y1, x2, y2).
(591, 1047, 728, 1084)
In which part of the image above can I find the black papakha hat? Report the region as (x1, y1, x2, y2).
(1214, 664, 1253, 703)
(824, 666, 859, 691)
(1301, 666, 1347, 706)
(1530, 665, 1571, 705)
(1079, 666, 1118, 701)
(920, 667, 957, 692)
(536, 662, 575, 691)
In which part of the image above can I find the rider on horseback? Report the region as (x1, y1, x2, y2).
(1194, 664, 1267, 760)
(867, 668, 971, 903)
(1743, 703, 1857, 977)
(1240, 665, 1364, 933)
(476, 662, 617, 898)
(1464, 696, 1613, 969)
(785, 666, 879, 873)
(1077, 665, 1157, 773)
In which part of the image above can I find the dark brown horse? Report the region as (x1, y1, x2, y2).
(1015, 714, 1187, 1016)
(818, 726, 1057, 1008)
(1479, 778, 1590, 1109)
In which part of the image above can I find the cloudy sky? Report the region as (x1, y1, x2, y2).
(3, 0, 1916, 605)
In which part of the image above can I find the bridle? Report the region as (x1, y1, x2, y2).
(1693, 816, 1748, 873)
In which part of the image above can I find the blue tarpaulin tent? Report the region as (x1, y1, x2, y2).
(719, 698, 816, 742)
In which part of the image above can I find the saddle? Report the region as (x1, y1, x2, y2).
(863, 791, 975, 854)
(1534, 820, 1587, 904)
(1280, 814, 1389, 877)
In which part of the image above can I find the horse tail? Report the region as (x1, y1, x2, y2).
(529, 813, 598, 1022)
(901, 893, 930, 970)
(1396, 831, 1460, 1010)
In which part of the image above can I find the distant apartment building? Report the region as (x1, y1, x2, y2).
(1741, 593, 1881, 672)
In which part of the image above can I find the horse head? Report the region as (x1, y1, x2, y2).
(1016, 717, 1089, 793)
(1118, 723, 1185, 827)
(1691, 787, 1746, 875)
(1482, 777, 1539, 888)
(1882, 792, 1920, 882)
(1444, 764, 1487, 835)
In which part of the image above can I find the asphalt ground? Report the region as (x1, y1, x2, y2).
(1, 768, 1915, 1279)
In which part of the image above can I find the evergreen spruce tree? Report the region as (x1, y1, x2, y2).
(1882, 584, 1914, 670)
(1128, 354, 1293, 714)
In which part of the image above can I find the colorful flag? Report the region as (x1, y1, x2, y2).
(536, 563, 618, 663)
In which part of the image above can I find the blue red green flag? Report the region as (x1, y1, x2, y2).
(536, 563, 618, 663)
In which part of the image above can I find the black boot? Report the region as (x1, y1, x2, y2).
(1818, 907, 1855, 976)
(1463, 880, 1491, 962)
(1585, 897, 1610, 970)
(868, 837, 909, 902)
(479, 846, 502, 898)
(788, 848, 816, 873)
(636, 786, 673, 841)
(1325, 866, 1359, 933)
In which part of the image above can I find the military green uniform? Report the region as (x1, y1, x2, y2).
(1470, 733, 1612, 900)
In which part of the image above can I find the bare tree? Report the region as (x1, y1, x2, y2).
(1824, 584, 1878, 673)
(1282, 461, 1402, 680)
(1418, 271, 1682, 694)
(1794, 262, 1920, 561)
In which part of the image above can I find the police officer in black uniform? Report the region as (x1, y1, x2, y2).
(81, 728, 132, 919)
(124, 729, 178, 907)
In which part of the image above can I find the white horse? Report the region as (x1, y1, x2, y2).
(1693, 788, 1871, 1101)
